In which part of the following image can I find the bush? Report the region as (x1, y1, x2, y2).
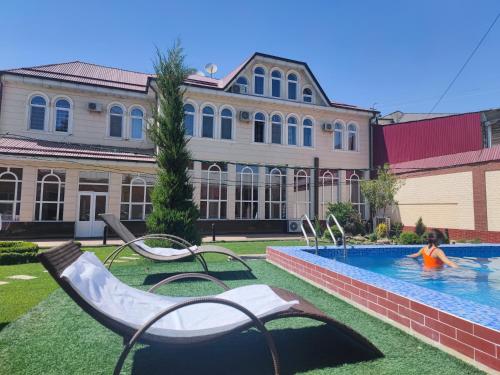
(391, 222, 404, 237)
(376, 223, 388, 239)
(415, 217, 426, 236)
(399, 232, 422, 245)
(0, 241, 39, 265)
(368, 232, 378, 242)
(326, 202, 365, 236)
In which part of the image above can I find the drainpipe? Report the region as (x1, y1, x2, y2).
(368, 111, 378, 177)
(313, 157, 319, 219)
(0, 76, 3, 122)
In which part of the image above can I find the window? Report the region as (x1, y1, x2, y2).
(0, 167, 22, 222)
(35, 169, 65, 221)
(236, 76, 248, 92)
(287, 73, 298, 100)
(253, 67, 265, 95)
(319, 169, 339, 219)
(120, 174, 155, 220)
(200, 163, 227, 219)
(79, 171, 109, 192)
(294, 169, 310, 218)
(183, 103, 195, 136)
(287, 116, 297, 145)
(109, 105, 124, 138)
(303, 118, 313, 147)
(130, 108, 144, 140)
(303, 87, 313, 103)
(220, 108, 233, 140)
(265, 167, 286, 219)
(271, 70, 281, 97)
(201, 106, 215, 138)
(29, 95, 47, 130)
(334, 121, 344, 150)
(271, 114, 282, 144)
(346, 170, 366, 219)
(235, 165, 259, 219)
(254, 112, 266, 143)
(348, 123, 358, 151)
(54, 98, 71, 133)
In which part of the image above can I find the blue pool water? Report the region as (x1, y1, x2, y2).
(316, 246, 500, 309)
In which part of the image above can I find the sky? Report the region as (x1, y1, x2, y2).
(1, 0, 499, 115)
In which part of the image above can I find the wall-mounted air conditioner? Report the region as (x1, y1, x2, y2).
(288, 220, 302, 233)
(322, 123, 334, 132)
(88, 102, 103, 112)
(232, 84, 248, 94)
(239, 111, 252, 122)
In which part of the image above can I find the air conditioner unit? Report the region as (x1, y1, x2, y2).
(288, 220, 302, 233)
(322, 123, 334, 132)
(88, 102, 103, 112)
(239, 111, 252, 122)
(232, 84, 248, 94)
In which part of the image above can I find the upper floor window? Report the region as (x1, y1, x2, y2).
(271, 114, 282, 144)
(253, 67, 265, 95)
(220, 108, 233, 140)
(254, 112, 266, 143)
(201, 106, 215, 138)
(348, 123, 358, 151)
(287, 116, 297, 146)
(271, 70, 282, 98)
(183, 103, 195, 136)
(29, 95, 47, 131)
(287, 73, 298, 100)
(303, 87, 313, 103)
(303, 118, 313, 147)
(109, 105, 124, 138)
(130, 108, 144, 140)
(334, 121, 344, 150)
(236, 76, 248, 92)
(54, 98, 71, 133)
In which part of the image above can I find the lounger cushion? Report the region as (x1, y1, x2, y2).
(61, 252, 298, 338)
(134, 240, 193, 257)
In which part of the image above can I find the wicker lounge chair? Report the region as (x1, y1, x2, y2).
(100, 213, 251, 272)
(39, 242, 383, 375)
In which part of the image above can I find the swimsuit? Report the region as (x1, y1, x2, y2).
(422, 246, 444, 268)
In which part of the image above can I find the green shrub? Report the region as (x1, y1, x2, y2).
(368, 232, 378, 242)
(415, 217, 426, 237)
(376, 223, 388, 239)
(0, 241, 39, 265)
(326, 202, 365, 236)
(391, 222, 404, 237)
(398, 232, 422, 245)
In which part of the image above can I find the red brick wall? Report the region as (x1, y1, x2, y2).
(403, 226, 500, 243)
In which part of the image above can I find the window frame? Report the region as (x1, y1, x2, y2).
(286, 114, 298, 146)
(201, 104, 216, 139)
(287, 71, 299, 100)
(129, 105, 145, 141)
(107, 103, 126, 139)
(270, 68, 283, 98)
(265, 167, 287, 220)
(235, 165, 259, 220)
(270, 113, 283, 145)
(235, 76, 249, 93)
(0, 168, 22, 222)
(35, 169, 65, 222)
(52, 96, 73, 134)
(219, 106, 234, 140)
(333, 120, 345, 150)
(347, 122, 358, 151)
(253, 66, 266, 96)
(293, 169, 311, 219)
(183, 102, 196, 137)
(319, 169, 340, 219)
(346, 170, 367, 219)
(200, 163, 227, 220)
(253, 112, 267, 144)
(27, 92, 49, 132)
(120, 174, 155, 221)
(302, 117, 314, 147)
(302, 87, 313, 103)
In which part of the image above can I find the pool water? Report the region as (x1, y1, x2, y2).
(330, 251, 500, 309)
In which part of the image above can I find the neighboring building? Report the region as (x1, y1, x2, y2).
(378, 111, 454, 125)
(0, 53, 376, 238)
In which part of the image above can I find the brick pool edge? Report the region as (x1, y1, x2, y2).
(267, 247, 500, 373)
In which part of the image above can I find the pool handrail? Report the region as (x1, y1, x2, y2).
(326, 213, 347, 253)
(300, 214, 319, 255)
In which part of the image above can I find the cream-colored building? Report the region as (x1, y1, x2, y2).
(0, 53, 376, 238)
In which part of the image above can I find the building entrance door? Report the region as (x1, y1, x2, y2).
(75, 192, 108, 238)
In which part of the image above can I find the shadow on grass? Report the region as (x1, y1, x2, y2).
(0, 322, 8, 332)
(142, 270, 257, 285)
(131, 325, 383, 375)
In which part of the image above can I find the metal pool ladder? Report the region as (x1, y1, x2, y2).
(300, 214, 319, 254)
(326, 213, 347, 254)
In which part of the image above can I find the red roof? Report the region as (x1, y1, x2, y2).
(390, 145, 500, 174)
(0, 136, 155, 163)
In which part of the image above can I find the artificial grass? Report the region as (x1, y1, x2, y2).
(0, 258, 482, 375)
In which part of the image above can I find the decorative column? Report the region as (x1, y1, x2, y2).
(63, 169, 79, 222)
(257, 166, 266, 220)
(107, 172, 122, 218)
(227, 163, 236, 220)
(286, 167, 295, 219)
(19, 166, 36, 222)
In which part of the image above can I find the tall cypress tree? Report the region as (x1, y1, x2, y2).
(147, 42, 201, 245)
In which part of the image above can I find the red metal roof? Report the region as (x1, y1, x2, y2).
(390, 145, 500, 174)
(373, 112, 483, 167)
(0, 136, 155, 163)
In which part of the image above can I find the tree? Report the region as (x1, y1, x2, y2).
(146, 42, 201, 245)
(360, 164, 404, 221)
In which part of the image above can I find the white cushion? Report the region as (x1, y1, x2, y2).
(134, 240, 193, 257)
(61, 252, 298, 338)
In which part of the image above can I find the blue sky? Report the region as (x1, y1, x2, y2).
(1, 0, 499, 115)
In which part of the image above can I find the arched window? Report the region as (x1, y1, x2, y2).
(287, 73, 298, 100)
(303, 118, 313, 147)
(201, 106, 215, 138)
(183, 103, 195, 136)
(348, 123, 358, 151)
(287, 116, 297, 146)
(236, 76, 248, 93)
(200, 162, 227, 219)
(253, 67, 265, 95)
(235, 165, 259, 219)
(271, 70, 281, 98)
(0, 167, 22, 222)
(303, 87, 313, 103)
(54, 98, 71, 133)
(35, 169, 65, 221)
(109, 105, 124, 138)
(319, 169, 339, 219)
(334, 121, 344, 150)
(120, 174, 155, 220)
(254, 112, 266, 143)
(29, 95, 47, 130)
(346, 170, 366, 218)
(265, 167, 286, 219)
(130, 107, 144, 139)
(294, 169, 310, 218)
(271, 114, 282, 144)
(220, 108, 233, 140)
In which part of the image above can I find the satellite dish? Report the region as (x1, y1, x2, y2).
(204, 63, 218, 78)
(196, 70, 205, 77)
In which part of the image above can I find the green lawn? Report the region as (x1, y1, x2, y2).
(0, 252, 483, 374)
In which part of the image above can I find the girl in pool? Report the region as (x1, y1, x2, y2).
(408, 231, 459, 268)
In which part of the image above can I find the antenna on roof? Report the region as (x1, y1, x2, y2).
(204, 63, 218, 78)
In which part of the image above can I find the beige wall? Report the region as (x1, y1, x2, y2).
(390, 172, 474, 230)
(486, 170, 500, 231)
